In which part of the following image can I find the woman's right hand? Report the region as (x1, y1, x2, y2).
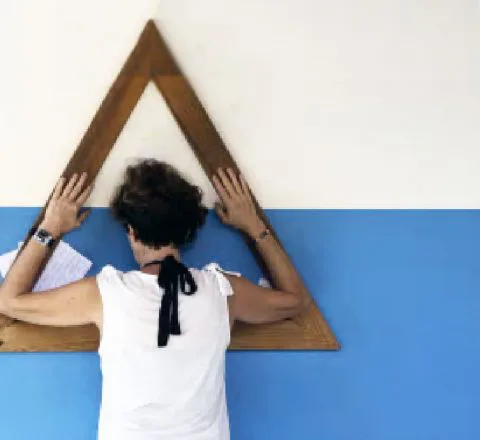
(212, 168, 266, 238)
(40, 173, 93, 238)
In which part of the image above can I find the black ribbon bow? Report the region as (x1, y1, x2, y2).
(144, 256, 197, 347)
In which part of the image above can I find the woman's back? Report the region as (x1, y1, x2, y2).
(96, 264, 233, 440)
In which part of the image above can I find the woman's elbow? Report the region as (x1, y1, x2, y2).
(0, 297, 8, 316)
(287, 293, 312, 318)
(0, 295, 15, 317)
(300, 295, 313, 314)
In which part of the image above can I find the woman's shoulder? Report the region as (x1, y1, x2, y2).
(191, 263, 241, 297)
(96, 265, 144, 287)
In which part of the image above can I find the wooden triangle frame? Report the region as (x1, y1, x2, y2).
(0, 20, 339, 351)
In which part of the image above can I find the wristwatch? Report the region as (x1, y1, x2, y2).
(32, 228, 56, 248)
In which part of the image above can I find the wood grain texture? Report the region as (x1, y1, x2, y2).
(0, 20, 339, 352)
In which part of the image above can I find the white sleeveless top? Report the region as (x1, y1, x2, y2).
(95, 263, 237, 440)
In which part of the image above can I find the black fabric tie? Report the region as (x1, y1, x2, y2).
(143, 256, 197, 347)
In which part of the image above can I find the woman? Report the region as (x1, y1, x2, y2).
(0, 160, 311, 440)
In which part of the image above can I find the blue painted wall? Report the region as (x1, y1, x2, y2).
(0, 208, 479, 440)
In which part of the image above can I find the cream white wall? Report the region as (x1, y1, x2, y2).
(0, 0, 479, 208)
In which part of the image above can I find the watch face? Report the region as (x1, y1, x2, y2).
(33, 228, 54, 247)
(37, 229, 51, 240)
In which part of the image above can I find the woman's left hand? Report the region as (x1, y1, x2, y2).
(39, 172, 93, 238)
(212, 168, 265, 238)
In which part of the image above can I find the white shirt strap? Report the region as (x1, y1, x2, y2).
(204, 263, 241, 297)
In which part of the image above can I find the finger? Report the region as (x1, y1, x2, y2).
(62, 173, 78, 199)
(214, 202, 228, 223)
(212, 174, 231, 202)
(76, 209, 91, 227)
(69, 172, 88, 201)
(51, 177, 66, 200)
(227, 168, 242, 195)
(239, 174, 253, 202)
(217, 168, 236, 198)
(76, 183, 94, 206)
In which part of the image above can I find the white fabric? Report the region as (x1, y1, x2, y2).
(96, 263, 239, 440)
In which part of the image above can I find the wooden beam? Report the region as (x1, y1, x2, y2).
(0, 20, 339, 351)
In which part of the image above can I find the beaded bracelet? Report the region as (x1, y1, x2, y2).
(254, 229, 271, 244)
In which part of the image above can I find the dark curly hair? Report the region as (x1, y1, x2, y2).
(110, 159, 208, 249)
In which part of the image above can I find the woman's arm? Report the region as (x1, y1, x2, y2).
(212, 169, 312, 325)
(0, 173, 101, 327)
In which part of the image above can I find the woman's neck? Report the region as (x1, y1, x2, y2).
(137, 246, 181, 274)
